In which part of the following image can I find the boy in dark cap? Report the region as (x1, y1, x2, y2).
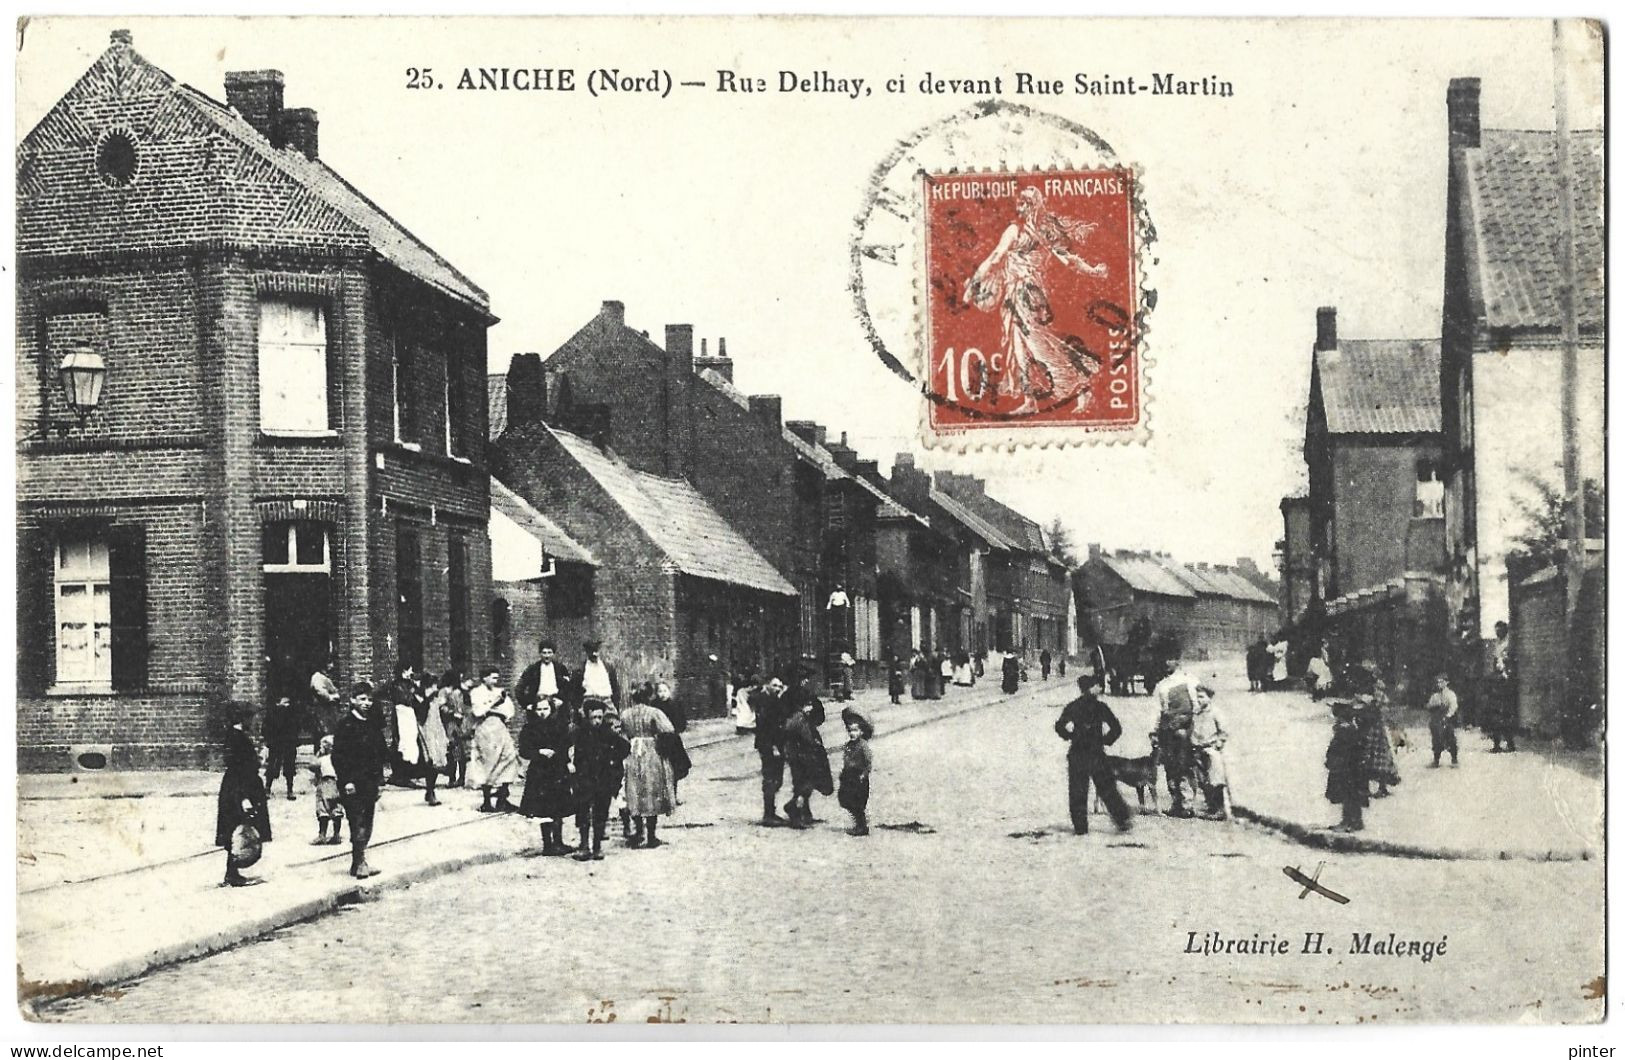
(838, 707, 874, 836)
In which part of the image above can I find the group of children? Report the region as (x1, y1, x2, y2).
(1324, 670, 1463, 833)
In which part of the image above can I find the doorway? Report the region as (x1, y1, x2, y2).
(263, 521, 334, 707)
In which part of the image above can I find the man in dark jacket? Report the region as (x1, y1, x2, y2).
(515, 639, 574, 714)
(332, 682, 387, 879)
(750, 676, 790, 825)
(1055, 673, 1133, 835)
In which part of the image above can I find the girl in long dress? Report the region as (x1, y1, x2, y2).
(468, 668, 520, 813)
(216, 703, 272, 887)
(518, 698, 574, 855)
(437, 671, 474, 788)
(619, 685, 676, 848)
(963, 186, 1109, 414)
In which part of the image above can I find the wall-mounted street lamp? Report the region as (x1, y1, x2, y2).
(27, 344, 106, 438)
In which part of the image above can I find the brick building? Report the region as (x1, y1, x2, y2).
(882, 455, 996, 659)
(490, 420, 797, 716)
(1076, 548, 1279, 662)
(17, 33, 495, 769)
(490, 300, 911, 677)
(932, 472, 1073, 656)
(488, 478, 598, 686)
(1439, 78, 1605, 643)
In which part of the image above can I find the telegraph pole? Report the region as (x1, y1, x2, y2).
(1552, 20, 1586, 734)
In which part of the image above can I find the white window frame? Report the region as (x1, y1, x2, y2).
(263, 522, 332, 574)
(443, 354, 456, 456)
(54, 538, 112, 690)
(258, 299, 331, 436)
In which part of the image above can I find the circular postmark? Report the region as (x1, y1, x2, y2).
(849, 100, 1155, 445)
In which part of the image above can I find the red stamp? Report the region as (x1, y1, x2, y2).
(921, 169, 1139, 433)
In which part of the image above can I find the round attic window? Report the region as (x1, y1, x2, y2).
(95, 128, 139, 187)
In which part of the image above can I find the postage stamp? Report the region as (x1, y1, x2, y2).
(921, 168, 1139, 432)
(848, 100, 1155, 449)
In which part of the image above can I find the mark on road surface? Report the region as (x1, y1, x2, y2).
(1284, 862, 1350, 904)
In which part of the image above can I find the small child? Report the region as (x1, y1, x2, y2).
(1324, 701, 1369, 833)
(838, 707, 874, 837)
(311, 734, 345, 845)
(573, 703, 631, 862)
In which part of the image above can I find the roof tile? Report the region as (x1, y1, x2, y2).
(1315, 339, 1441, 435)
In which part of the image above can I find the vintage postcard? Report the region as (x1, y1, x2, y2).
(10, 15, 1606, 1029)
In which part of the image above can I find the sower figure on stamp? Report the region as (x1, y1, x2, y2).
(963, 185, 1108, 414)
(1054, 672, 1132, 835)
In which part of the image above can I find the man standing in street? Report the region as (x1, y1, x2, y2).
(1054, 672, 1132, 835)
(516, 639, 573, 715)
(1040, 648, 1052, 681)
(576, 639, 622, 716)
(750, 676, 790, 825)
(1487, 621, 1518, 753)
(332, 682, 387, 878)
(1155, 659, 1201, 817)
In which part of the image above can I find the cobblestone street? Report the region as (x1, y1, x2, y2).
(42, 676, 1603, 1026)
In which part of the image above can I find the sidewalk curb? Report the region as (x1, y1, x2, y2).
(21, 840, 524, 1015)
(22, 688, 1037, 1013)
(1232, 804, 1594, 863)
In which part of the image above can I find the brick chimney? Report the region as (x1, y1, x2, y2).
(600, 300, 625, 326)
(1315, 306, 1337, 351)
(825, 430, 858, 471)
(889, 452, 931, 510)
(855, 459, 882, 487)
(505, 353, 546, 432)
(279, 107, 318, 159)
(225, 70, 285, 145)
(109, 29, 133, 47)
(695, 336, 734, 383)
(748, 394, 782, 430)
(1447, 77, 1481, 150)
(786, 420, 826, 448)
(663, 324, 694, 476)
(1088, 542, 1102, 561)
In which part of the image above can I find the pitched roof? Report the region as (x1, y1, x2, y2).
(1462, 129, 1604, 331)
(1095, 554, 1196, 599)
(1196, 566, 1278, 605)
(697, 368, 923, 525)
(487, 374, 508, 439)
(489, 478, 597, 569)
(550, 427, 795, 596)
(929, 487, 1018, 551)
(1159, 561, 1228, 597)
(166, 81, 490, 313)
(1313, 339, 1442, 435)
(21, 44, 490, 312)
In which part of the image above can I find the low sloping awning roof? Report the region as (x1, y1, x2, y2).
(490, 478, 597, 581)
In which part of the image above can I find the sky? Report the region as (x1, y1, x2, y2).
(15, 16, 1604, 571)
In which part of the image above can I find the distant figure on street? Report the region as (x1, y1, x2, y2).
(384, 662, 424, 788)
(576, 639, 623, 715)
(310, 658, 342, 739)
(887, 655, 905, 705)
(468, 668, 519, 813)
(1155, 660, 1201, 817)
(261, 692, 301, 802)
(1268, 639, 1290, 689)
(571, 701, 630, 862)
(622, 685, 678, 848)
(519, 697, 574, 856)
(433, 670, 473, 789)
(310, 733, 344, 846)
(836, 651, 857, 702)
(415, 669, 449, 808)
(1001, 651, 1021, 695)
(1356, 662, 1400, 798)
(1487, 621, 1517, 753)
(217, 702, 272, 887)
(751, 675, 790, 826)
(1054, 673, 1132, 835)
(1325, 700, 1369, 832)
(332, 683, 385, 878)
(782, 681, 833, 829)
(909, 651, 930, 700)
(953, 650, 975, 687)
(733, 669, 761, 732)
(1190, 683, 1230, 820)
(1057, 654, 1067, 678)
(1426, 672, 1460, 768)
(1245, 639, 1267, 692)
(937, 650, 954, 696)
(1040, 649, 1053, 680)
(1305, 646, 1332, 700)
(838, 707, 874, 837)
(652, 679, 691, 802)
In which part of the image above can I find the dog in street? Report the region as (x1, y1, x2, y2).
(1094, 732, 1161, 815)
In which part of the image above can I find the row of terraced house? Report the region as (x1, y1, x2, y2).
(16, 32, 1074, 770)
(1275, 77, 1604, 734)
